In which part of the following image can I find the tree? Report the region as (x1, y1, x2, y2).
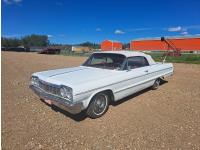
(22, 34, 49, 47)
(122, 43, 130, 50)
(2, 34, 49, 48)
(1, 37, 22, 47)
(78, 41, 100, 49)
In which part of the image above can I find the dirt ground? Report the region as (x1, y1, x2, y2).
(2, 52, 200, 150)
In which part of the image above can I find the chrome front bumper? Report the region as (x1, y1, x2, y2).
(30, 85, 84, 114)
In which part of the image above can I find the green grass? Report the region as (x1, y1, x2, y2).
(59, 50, 90, 57)
(148, 53, 200, 64)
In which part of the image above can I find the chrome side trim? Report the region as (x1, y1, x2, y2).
(114, 79, 155, 94)
(75, 67, 173, 96)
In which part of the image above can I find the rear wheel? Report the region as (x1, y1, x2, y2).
(152, 78, 160, 90)
(86, 92, 109, 119)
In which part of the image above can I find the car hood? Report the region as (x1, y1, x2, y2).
(33, 66, 117, 87)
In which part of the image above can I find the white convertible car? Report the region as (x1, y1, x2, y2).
(30, 51, 173, 118)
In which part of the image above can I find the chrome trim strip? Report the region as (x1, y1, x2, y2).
(75, 67, 173, 96)
(114, 79, 155, 94)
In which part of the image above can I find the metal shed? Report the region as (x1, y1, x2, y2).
(101, 40, 122, 51)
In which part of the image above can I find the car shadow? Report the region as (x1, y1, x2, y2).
(40, 99, 87, 122)
(51, 105, 87, 122)
(45, 79, 168, 122)
(110, 79, 168, 106)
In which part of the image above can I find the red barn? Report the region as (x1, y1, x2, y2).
(101, 40, 122, 51)
(130, 37, 200, 51)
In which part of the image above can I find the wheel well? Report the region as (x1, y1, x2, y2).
(158, 77, 163, 82)
(103, 90, 115, 102)
(155, 77, 162, 82)
(92, 89, 115, 102)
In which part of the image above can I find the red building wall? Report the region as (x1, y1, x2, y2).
(130, 38, 200, 51)
(101, 40, 122, 51)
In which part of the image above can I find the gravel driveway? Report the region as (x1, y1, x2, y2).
(2, 52, 200, 149)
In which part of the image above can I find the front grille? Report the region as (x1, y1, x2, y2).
(39, 80, 60, 95)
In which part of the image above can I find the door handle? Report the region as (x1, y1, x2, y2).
(144, 70, 148, 73)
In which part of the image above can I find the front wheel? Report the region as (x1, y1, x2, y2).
(86, 92, 109, 119)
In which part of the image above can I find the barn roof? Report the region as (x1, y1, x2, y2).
(131, 35, 200, 41)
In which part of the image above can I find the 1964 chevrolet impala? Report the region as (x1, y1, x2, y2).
(30, 51, 173, 118)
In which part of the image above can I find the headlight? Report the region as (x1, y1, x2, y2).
(60, 86, 73, 100)
(30, 76, 39, 87)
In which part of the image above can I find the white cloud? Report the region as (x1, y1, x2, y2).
(47, 35, 53, 38)
(3, 0, 22, 5)
(167, 26, 190, 35)
(114, 29, 125, 34)
(168, 26, 182, 32)
(181, 31, 188, 35)
(96, 28, 102, 32)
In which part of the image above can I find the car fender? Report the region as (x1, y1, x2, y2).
(81, 88, 114, 109)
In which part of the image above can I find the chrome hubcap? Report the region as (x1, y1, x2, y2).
(93, 94, 107, 115)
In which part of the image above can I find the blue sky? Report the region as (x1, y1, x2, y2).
(2, 0, 200, 44)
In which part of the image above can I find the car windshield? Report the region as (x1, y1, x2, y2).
(82, 53, 126, 70)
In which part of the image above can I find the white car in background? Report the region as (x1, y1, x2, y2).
(30, 51, 173, 119)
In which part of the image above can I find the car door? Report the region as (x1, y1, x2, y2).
(114, 56, 151, 101)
